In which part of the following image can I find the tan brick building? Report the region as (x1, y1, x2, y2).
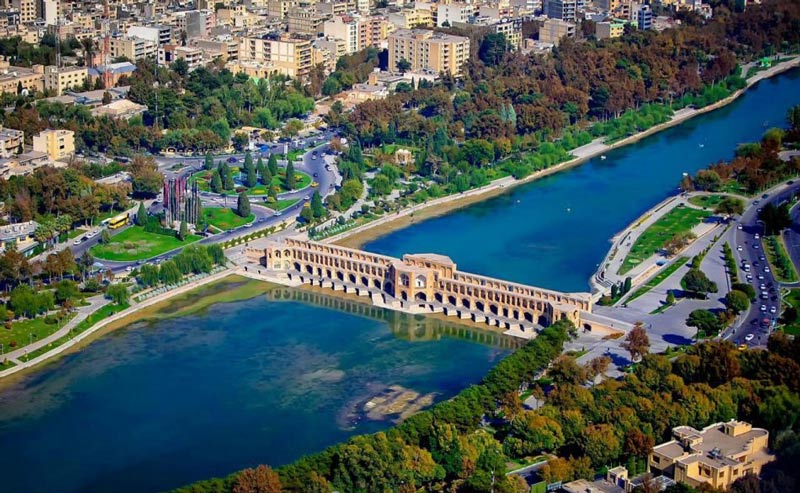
(650, 421, 775, 490)
(238, 35, 312, 78)
(44, 66, 88, 96)
(388, 29, 469, 77)
(32, 129, 75, 161)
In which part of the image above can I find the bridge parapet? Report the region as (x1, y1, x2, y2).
(247, 237, 592, 337)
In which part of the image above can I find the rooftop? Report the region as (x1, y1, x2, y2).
(0, 220, 39, 241)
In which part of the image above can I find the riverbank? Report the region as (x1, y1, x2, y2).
(0, 269, 250, 384)
(331, 57, 800, 250)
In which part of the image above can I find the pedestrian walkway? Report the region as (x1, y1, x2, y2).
(2, 295, 110, 363)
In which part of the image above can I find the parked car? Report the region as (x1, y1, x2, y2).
(745, 333, 755, 341)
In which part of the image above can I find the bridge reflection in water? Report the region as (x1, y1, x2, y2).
(263, 285, 525, 350)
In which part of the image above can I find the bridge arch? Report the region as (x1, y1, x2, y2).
(361, 276, 369, 287)
(415, 292, 427, 301)
(448, 295, 457, 306)
(294, 262, 301, 272)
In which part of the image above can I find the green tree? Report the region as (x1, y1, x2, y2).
(686, 309, 722, 337)
(396, 58, 412, 73)
(285, 161, 296, 190)
(55, 279, 79, 304)
(622, 322, 650, 362)
(666, 290, 676, 305)
(268, 153, 279, 176)
(715, 196, 745, 216)
(105, 284, 129, 305)
(100, 229, 111, 244)
(223, 165, 235, 190)
(581, 424, 621, 467)
(310, 191, 325, 219)
(260, 168, 272, 187)
(759, 203, 792, 235)
(158, 260, 182, 285)
(178, 220, 188, 241)
(210, 169, 223, 193)
(623, 276, 632, 294)
(300, 206, 314, 223)
(694, 170, 722, 191)
(136, 201, 148, 226)
(246, 163, 258, 188)
(478, 32, 508, 66)
(682, 268, 718, 297)
(732, 282, 756, 300)
(204, 152, 214, 170)
(232, 465, 282, 493)
(237, 192, 251, 218)
(726, 290, 750, 314)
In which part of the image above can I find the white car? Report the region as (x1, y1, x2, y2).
(737, 224, 743, 230)
(758, 274, 765, 280)
(770, 306, 777, 314)
(765, 266, 771, 273)
(86, 231, 97, 239)
(754, 244, 760, 250)
(74, 238, 82, 245)
(754, 233, 760, 239)
(760, 305, 767, 312)
(745, 333, 755, 342)
(737, 245, 743, 251)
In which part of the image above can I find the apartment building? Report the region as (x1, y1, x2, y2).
(316, 0, 355, 17)
(0, 221, 39, 254)
(437, 2, 474, 26)
(0, 126, 23, 158)
(239, 35, 312, 78)
(44, 66, 88, 95)
(10, 0, 34, 23)
(387, 8, 433, 29)
(323, 14, 364, 54)
(159, 45, 204, 71)
(595, 19, 626, 38)
(491, 18, 522, 50)
(635, 3, 653, 29)
(287, 8, 327, 35)
(127, 24, 172, 45)
(650, 421, 775, 490)
(313, 36, 346, 71)
(546, 0, 585, 22)
(32, 129, 74, 161)
(110, 36, 158, 61)
(191, 38, 239, 62)
(538, 18, 575, 45)
(0, 61, 44, 95)
(267, 0, 296, 18)
(388, 29, 469, 77)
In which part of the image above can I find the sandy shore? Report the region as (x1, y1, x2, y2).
(333, 56, 800, 250)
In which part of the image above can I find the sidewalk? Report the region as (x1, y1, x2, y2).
(2, 295, 110, 363)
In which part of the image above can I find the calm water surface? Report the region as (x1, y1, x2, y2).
(365, 68, 800, 292)
(0, 68, 798, 493)
(0, 288, 511, 493)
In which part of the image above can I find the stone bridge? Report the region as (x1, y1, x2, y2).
(245, 238, 594, 337)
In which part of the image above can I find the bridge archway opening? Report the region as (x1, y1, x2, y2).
(461, 299, 470, 309)
(583, 323, 592, 332)
(435, 293, 443, 303)
(283, 250, 291, 258)
(400, 291, 408, 301)
(476, 301, 485, 312)
(525, 312, 534, 323)
(336, 271, 345, 281)
(513, 310, 520, 320)
(275, 250, 282, 258)
(415, 292, 427, 302)
(349, 273, 357, 284)
(538, 314, 549, 326)
(400, 274, 410, 287)
(502, 308, 509, 318)
(361, 276, 369, 287)
(305, 265, 314, 274)
(489, 304, 499, 316)
(316, 267, 322, 276)
(326, 269, 332, 278)
(294, 262, 301, 272)
(448, 295, 457, 306)
(373, 279, 381, 289)
(384, 281, 394, 295)
(415, 275, 426, 288)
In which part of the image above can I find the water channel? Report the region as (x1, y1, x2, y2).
(0, 68, 798, 493)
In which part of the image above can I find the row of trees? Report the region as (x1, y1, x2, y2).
(173, 320, 800, 493)
(135, 245, 225, 288)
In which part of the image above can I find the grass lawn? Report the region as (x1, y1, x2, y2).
(780, 289, 800, 336)
(202, 207, 254, 231)
(67, 228, 87, 239)
(626, 257, 690, 303)
(24, 302, 129, 361)
(90, 226, 201, 261)
(763, 235, 799, 282)
(618, 207, 710, 275)
(688, 195, 724, 209)
(191, 169, 312, 195)
(273, 198, 300, 211)
(0, 313, 76, 348)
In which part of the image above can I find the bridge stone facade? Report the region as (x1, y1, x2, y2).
(246, 238, 592, 336)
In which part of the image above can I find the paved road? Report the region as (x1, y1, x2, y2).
(726, 181, 800, 347)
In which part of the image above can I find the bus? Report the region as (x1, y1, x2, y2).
(108, 212, 130, 230)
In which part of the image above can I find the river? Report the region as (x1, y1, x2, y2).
(0, 68, 798, 493)
(365, 67, 800, 292)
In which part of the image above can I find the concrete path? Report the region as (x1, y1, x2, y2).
(2, 295, 110, 363)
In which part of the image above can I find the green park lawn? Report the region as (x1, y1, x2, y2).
(618, 207, 710, 275)
(688, 195, 724, 209)
(0, 313, 76, 349)
(271, 198, 300, 211)
(90, 226, 201, 261)
(191, 169, 312, 195)
(781, 289, 800, 336)
(202, 207, 254, 231)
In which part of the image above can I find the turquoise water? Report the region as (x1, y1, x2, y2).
(365, 68, 800, 292)
(0, 69, 798, 493)
(0, 288, 512, 493)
